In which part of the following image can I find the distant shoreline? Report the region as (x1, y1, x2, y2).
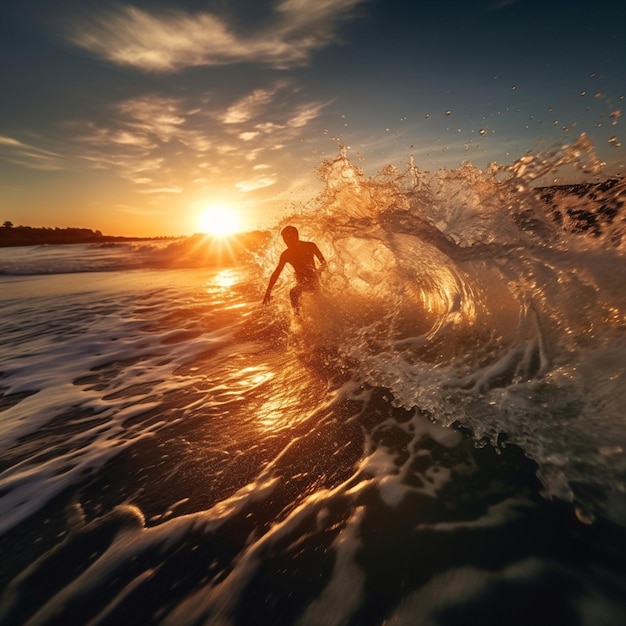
(0, 226, 177, 248)
(0, 227, 272, 266)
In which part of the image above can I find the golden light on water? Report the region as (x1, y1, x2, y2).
(212, 268, 240, 289)
(245, 360, 329, 433)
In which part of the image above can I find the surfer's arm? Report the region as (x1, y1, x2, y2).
(312, 244, 327, 271)
(263, 257, 287, 304)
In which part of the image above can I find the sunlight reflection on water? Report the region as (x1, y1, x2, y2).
(209, 268, 242, 290)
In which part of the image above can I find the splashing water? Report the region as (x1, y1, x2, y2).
(263, 139, 626, 525)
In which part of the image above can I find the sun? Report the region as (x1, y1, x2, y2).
(197, 204, 243, 237)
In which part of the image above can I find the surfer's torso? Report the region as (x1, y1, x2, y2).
(281, 241, 322, 289)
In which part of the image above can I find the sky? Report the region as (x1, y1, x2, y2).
(1, 0, 624, 237)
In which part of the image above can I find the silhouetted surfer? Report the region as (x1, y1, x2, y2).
(263, 226, 326, 314)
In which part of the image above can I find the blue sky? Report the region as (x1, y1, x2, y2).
(1, 0, 624, 236)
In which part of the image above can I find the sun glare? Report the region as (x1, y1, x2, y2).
(197, 204, 243, 237)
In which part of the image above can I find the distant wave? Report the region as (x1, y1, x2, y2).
(0, 232, 270, 276)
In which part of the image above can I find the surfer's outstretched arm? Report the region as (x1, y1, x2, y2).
(312, 243, 327, 272)
(262, 256, 286, 305)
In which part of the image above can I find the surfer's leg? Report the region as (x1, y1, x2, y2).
(289, 285, 302, 314)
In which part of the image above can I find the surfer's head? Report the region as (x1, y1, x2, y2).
(281, 225, 299, 247)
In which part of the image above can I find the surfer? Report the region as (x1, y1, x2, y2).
(262, 226, 326, 314)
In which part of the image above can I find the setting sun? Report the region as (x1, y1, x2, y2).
(197, 204, 243, 237)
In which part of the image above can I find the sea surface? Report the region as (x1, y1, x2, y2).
(1, 148, 626, 625)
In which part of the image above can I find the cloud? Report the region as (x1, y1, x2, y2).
(138, 186, 183, 194)
(0, 135, 64, 170)
(68, 83, 327, 203)
(288, 103, 329, 128)
(73, 95, 216, 193)
(235, 174, 278, 192)
(239, 131, 260, 141)
(0, 136, 27, 148)
(116, 97, 187, 143)
(217, 83, 329, 145)
(66, 0, 369, 72)
(221, 85, 287, 124)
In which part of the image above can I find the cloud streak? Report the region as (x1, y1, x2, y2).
(235, 174, 278, 192)
(66, 0, 369, 72)
(221, 83, 288, 125)
(0, 136, 64, 170)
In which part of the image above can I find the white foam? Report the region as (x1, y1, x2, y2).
(296, 506, 366, 626)
(0, 269, 243, 534)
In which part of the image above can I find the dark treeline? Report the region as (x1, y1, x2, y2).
(0, 225, 171, 247)
(0, 224, 272, 265)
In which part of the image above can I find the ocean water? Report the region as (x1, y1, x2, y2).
(1, 146, 626, 625)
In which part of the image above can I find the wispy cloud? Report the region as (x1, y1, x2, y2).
(73, 95, 210, 193)
(138, 186, 183, 195)
(288, 103, 329, 128)
(0, 135, 64, 170)
(0, 137, 27, 148)
(77, 94, 215, 163)
(235, 174, 278, 192)
(217, 83, 330, 141)
(221, 84, 288, 125)
(66, 0, 369, 72)
(69, 78, 329, 196)
(239, 131, 261, 141)
(116, 97, 187, 142)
